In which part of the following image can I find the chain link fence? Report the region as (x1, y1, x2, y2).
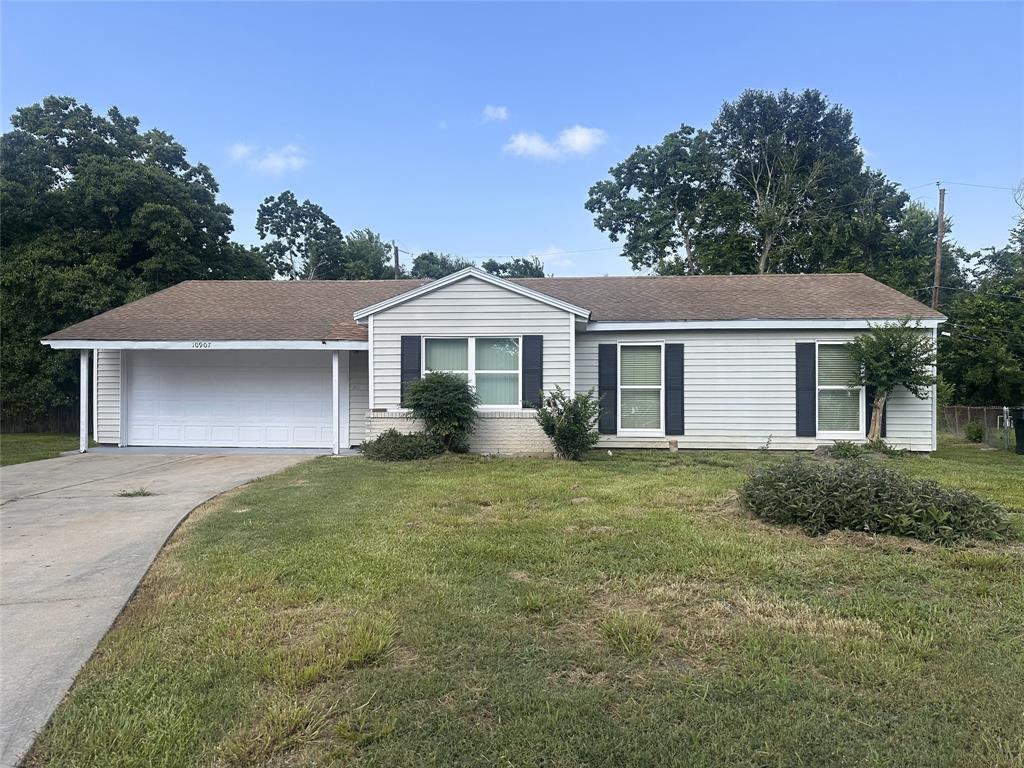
(940, 405, 1018, 451)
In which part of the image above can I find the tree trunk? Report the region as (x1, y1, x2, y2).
(867, 391, 887, 443)
(758, 233, 775, 274)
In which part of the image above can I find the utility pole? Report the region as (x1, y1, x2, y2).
(392, 240, 400, 280)
(932, 184, 945, 311)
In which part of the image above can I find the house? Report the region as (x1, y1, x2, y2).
(42, 268, 945, 455)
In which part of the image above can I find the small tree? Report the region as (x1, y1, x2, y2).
(404, 372, 479, 453)
(536, 387, 601, 460)
(846, 318, 936, 443)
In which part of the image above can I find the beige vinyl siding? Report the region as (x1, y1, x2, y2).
(576, 329, 935, 451)
(371, 276, 573, 409)
(348, 350, 369, 445)
(95, 349, 121, 444)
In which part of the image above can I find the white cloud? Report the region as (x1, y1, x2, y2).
(503, 132, 560, 159)
(482, 104, 509, 122)
(503, 125, 607, 160)
(533, 245, 574, 271)
(557, 125, 607, 155)
(228, 142, 307, 175)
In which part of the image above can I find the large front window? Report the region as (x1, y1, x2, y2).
(424, 337, 521, 406)
(619, 344, 662, 432)
(817, 344, 862, 433)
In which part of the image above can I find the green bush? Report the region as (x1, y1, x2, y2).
(360, 429, 442, 462)
(404, 372, 479, 453)
(740, 460, 1010, 545)
(828, 440, 864, 459)
(536, 386, 601, 460)
(964, 422, 985, 443)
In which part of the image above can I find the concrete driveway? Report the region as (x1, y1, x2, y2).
(0, 451, 312, 768)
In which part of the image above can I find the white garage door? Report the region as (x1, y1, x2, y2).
(126, 350, 335, 448)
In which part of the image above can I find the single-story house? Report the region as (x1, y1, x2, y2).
(43, 268, 945, 455)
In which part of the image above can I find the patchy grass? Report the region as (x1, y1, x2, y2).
(116, 488, 155, 498)
(24, 435, 1024, 768)
(0, 432, 78, 466)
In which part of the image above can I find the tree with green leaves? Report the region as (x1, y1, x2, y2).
(411, 251, 474, 278)
(481, 256, 546, 277)
(846, 319, 937, 443)
(587, 89, 917, 277)
(938, 218, 1024, 405)
(255, 193, 398, 281)
(0, 96, 270, 421)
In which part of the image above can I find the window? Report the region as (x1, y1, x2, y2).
(816, 344, 862, 433)
(619, 344, 662, 432)
(423, 336, 521, 407)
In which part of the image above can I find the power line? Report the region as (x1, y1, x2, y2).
(943, 181, 1019, 192)
(920, 284, 1024, 302)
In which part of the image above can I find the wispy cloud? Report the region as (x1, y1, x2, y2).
(482, 104, 509, 122)
(229, 142, 307, 175)
(503, 125, 607, 160)
(533, 245, 575, 271)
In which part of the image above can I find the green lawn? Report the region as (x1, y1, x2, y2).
(26, 437, 1024, 768)
(0, 432, 78, 466)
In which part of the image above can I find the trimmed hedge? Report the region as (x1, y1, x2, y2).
(360, 429, 442, 462)
(740, 459, 1010, 545)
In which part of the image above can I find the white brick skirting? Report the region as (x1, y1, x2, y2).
(365, 409, 554, 456)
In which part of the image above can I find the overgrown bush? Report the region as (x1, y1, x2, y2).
(404, 372, 479, 453)
(360, 429, 442, 461)
(964, 422, 985, 443)
(828, 440, 864, 459)
(740, 460, 1010, 545)
(536, 386, 600, 460)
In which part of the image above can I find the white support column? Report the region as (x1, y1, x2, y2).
(332, 350, 340, 455)
(79, 349, 89, 453)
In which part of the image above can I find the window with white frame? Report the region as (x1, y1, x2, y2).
(619, 344, 662, 431)
(423, 337, 521, 406)
(816, 344, 862, 433)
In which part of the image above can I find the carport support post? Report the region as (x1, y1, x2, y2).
(332, 351, 340, 455)
(79, 349, 89, 453)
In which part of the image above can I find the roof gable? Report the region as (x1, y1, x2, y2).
(352, 267, 591, 320)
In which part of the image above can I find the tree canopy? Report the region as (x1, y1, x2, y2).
(586, 88, 963, 295)
(410, 252, 475, 279)
(481, 256, 546, 278)
(1, 96, 270, 420)
(255, 192, 396, 280)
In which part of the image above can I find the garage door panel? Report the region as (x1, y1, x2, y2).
(127, 350, 334, 448)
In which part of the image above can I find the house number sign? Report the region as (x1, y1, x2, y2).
(192, 341, 212, 349)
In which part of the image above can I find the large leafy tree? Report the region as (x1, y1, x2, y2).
(938, 219, 1024, 405)
(0, 96, 270, 421)
(587, 89, 918, 277)
(256, 192, 397, 280)
(410, 251, 474, 279)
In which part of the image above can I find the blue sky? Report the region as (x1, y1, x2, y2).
(3, 2, 1021, 276)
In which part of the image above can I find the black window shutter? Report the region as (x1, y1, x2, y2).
(865, 386, 887, 438)
(521, 335, 544, 408)
(598, 344, 617, 434)
(665, 343, 685, 435)
(400, 335, 421, 406)
(795, 343, 816, 437)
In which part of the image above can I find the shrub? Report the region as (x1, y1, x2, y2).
(964, 422, 985, 443)
(740, 460, 1010, 545)
(536, 386, 601, 460)
(360, 429, 442, 462)
(404, 372, 479, 453)
(828, 440, 864, 459)
(866, 439, 906, 458)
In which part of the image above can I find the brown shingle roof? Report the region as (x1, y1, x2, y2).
(44, 273, 942, 342)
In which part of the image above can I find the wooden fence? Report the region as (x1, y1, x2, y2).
(1, 403, 81, 434)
